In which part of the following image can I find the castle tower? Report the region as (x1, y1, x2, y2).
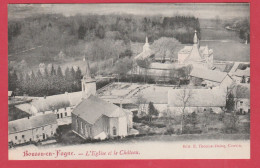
(143, 36, 151, 53)
(193, 30, 200, 48)
(82, 60, 96, 99)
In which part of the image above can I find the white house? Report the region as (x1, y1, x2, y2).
(232, 67, 250, 84)
(231, 84, 250, 114)
(8, 113, 58, 146)
(167, 88, 226, 115)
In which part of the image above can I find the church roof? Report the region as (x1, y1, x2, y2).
(184, 45, 203, 62)
(72, 95, 126, 125)
(168, 88, 226, 107)
(190, 67, 229, 83)
(8, 113, 57, 134)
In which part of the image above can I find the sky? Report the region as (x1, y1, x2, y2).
(8, 3, 249, 20)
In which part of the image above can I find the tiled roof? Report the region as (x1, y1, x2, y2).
(190, 67, 228, 83)
(168, 88, 226, 107)
(8, 113, 57, 134)
(72, 95, 126, 124)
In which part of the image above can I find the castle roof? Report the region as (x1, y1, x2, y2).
(190, 67, 229, 83)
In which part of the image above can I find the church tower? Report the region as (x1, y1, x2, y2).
(82, 60, 96, 99)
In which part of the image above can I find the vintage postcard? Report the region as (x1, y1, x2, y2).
(7, 3, 250, 160)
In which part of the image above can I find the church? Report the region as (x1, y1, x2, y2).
(71, 62, 133, 140)
(178, 30, 214, 69)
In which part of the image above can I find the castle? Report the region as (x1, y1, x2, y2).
(178, 30, 214, 69)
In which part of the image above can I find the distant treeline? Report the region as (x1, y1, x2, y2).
(8, 14, 200, 65)
(224, 18, 250, 43)
(8, 65, 83, 96)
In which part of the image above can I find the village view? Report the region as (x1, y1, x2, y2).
(8, 4, 250, 151)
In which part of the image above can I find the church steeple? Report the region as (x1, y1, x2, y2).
(82, 59, 96, 99)
(143, 36, 151, 53)
(193, 30, 198, 44)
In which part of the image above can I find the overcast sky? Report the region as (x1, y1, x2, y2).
(8, 3, 249, 20)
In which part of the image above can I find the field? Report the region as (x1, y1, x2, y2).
(199, 19, 250, 62)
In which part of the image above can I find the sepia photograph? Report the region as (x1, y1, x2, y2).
(7, 3, 250, 160)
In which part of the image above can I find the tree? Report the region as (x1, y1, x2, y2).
(148, 102, 159, 122)
(113, 57, 133, 82)
(223, 113, 239, 133)
(56, 66, 63, 78)
(176, 89, 193, 134)
(241, 75, 246, 83)
(135, 93, 147, 116)
(189, 112, 199, 129)
(151, 37, 182, 61)
(78, 25, 87, 39)
(226, 93, 235, 112)
(136, 59, 151, 83)
(50, 64, 56, 76)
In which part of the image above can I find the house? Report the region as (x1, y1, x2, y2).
(71, 95, 133, 140)
(232, 68, 250, 84)
(8, 113, 58, 146)
(178, 30, 214, 69)
(168, 88, 226, 115)
(231, 84, 250, 114)
(190, 67, 233, 89)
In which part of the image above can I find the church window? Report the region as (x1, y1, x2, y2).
(65, 112, 67, 117)
(15, 136, 17, 140)
(22, 135, 25, 139)
(113, 127, 117, 136)
(60, 113, 63, 118)
(57, 114, 59, 119)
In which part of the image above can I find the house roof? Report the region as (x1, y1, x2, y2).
(190, 67, 229, 83)
(72, 95, 126, 125)
(15, 103, 32, 114)
(233, 68, 250, 77)
(31, 91, 83, 112)
(8, 113, 57, 134)
(168, 88, 226, 107)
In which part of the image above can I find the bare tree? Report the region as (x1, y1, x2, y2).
(135, 93, 147, 116)
(176, 89, 193, 134)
